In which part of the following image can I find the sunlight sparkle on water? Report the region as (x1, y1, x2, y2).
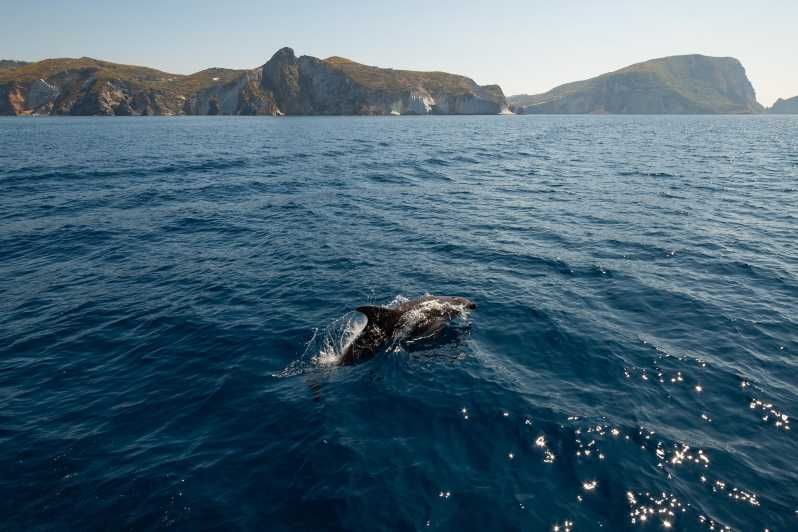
(552, 520, 573, 532)
(628, 491, 686, 528)
(750, 399, 791, 430)
(582, 480, 598, 491)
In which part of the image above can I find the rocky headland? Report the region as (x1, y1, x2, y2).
(508, 55, 763, 114)
(768, 96, 798, 114)
(0, 48, 508, 116)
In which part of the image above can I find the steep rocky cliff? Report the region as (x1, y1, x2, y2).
(258, 48, 507, 115)
(509, 55, 763, 114)
(769, 96, 798, 114)
(0, 49, 507, 116)
(0, 58, 277, 116)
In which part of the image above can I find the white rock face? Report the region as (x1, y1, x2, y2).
(399, 91, 435, 114)
(26, 79, 59, 109)
(389, 89, 507, 115)
(183, 69, 279, 115)
(188, 71, 259, 114)
(433, 94, 506, 114)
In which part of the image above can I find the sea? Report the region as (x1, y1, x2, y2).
(1, 115, 796, 531)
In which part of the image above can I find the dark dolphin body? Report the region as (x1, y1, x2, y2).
(338, 295, 476, 366)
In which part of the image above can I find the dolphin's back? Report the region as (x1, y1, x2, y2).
(356, 306, 403, 330)
(338, 306, 402, 365)
(338, 296, 475, 366)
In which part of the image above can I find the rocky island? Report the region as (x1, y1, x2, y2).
(0, 47, 508, 116)
(3, 51, 787, 117)
(768, 96, 798, 114)
(509, 55, 763, 114)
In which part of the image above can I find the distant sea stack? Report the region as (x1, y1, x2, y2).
(509, 55, 763, 114)
(768, 96, 798, 114)
(0, 48, 508, 116)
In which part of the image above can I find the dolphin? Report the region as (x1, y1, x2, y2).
(338, 295, 476, 365)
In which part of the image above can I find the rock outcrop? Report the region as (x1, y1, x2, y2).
(0, 49, 507, 116)
(509, 55, 763, 114)
(259, 48, 507, 115)
(768, 96, 798, 114)
(184, 69, 280, 116)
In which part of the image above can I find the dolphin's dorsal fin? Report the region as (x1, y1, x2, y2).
(356, 305, 403, 331)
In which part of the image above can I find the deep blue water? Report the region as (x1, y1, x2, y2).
(1, 115, 797, 531)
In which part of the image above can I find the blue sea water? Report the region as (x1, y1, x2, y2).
(1, 115, 797, 531)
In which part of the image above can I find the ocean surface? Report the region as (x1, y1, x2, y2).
(1, 115, 796, 531)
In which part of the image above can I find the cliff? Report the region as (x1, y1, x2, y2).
(262, 48, 507, 115)
(768, 96, 798, 114)
(509, 55, 763, 114)
(0, 49, 507, 116)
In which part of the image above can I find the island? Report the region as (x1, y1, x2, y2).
(508, 55, 763, 115)
(3, 51, 784, 117)
(768, 96, 798, 114)
(0, 48, 508, 116)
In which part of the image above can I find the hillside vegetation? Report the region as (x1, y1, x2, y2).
(323, 56, 486, 95)
(0, 60, 30, 72)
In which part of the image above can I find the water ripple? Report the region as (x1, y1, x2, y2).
(0, 115, 796, 530)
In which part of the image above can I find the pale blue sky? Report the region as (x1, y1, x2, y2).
(2, 0, 796, 106)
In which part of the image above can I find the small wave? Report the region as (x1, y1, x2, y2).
(618, 170, 678, 178)
(402, 160, 453, 181)
(424, 157, 452, 167)
(365, 172, 412, 184)
(0, 157, 250, 185)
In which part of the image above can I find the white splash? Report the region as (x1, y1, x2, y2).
(391, 297, 472, 345)
(314, 312, 367, 366)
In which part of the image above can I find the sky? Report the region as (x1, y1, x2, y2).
(1, 0, 796, 106)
